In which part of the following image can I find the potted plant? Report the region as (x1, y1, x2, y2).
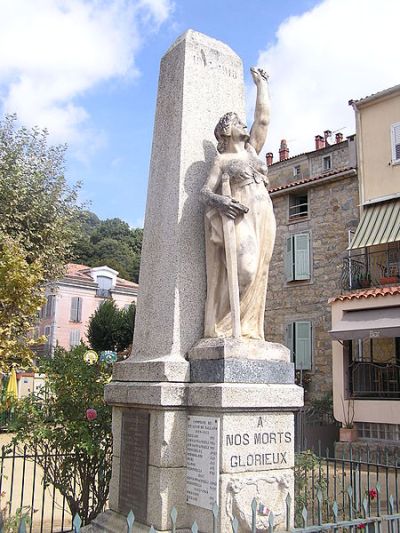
(359, 273, 371, 288)
(380, 266, 400, 285)
(339, 398, 358, 442)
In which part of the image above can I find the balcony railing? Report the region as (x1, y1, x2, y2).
(96, 288, 111, 298)
(341, 247, 400, 290)
(350, 361, 400, 399)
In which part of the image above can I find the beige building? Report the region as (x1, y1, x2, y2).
(264, 133, 359, 402)
(34, 263, 138, 356)
(330, 84, 400, 441)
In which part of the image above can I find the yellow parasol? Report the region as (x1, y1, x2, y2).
(6, 367, 18, 401)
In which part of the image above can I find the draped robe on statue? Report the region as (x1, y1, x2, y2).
(203, 144, 276, 339)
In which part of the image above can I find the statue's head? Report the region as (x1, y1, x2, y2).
(214, 112, 249, 153)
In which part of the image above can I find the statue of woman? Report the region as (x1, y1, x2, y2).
(201, 68, 275, 340)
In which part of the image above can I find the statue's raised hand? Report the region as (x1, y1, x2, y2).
(250, 67, 269, 85)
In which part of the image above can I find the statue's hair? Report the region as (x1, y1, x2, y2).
(214, 112, 238, 153)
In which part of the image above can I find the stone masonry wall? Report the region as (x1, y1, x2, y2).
(264, 172, 360, 402)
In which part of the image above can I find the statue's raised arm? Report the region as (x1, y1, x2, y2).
(249, 68, 270, 155)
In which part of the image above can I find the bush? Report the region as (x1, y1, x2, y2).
(10, 345, 112, 524)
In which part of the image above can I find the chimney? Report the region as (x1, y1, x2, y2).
(324, 130, 332, 145)
(335, 132, 343, 144)
(266, 152, 273, 166)
(315, 135, 325, 150)
(279, 139, 289, 161)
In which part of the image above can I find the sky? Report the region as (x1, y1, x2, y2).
(1, 0, 399, 227)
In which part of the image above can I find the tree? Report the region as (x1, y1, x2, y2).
(0, 234, 45, 371)
(71, 211, 143, 283)
(0, 114, 82, 280)
(87, 301, 135, 353)
(10, 345, 112, 524)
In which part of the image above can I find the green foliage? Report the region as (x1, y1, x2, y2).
(10, 345, 112, 524)
(0, 233, 45, 371)
(87, 301, 135, 353)
(294, 451, 328, 526)
(72, 211, 143, 282)
(0, 114, 82, 280)
(0, 499, 31, 533)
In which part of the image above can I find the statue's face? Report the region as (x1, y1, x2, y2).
(230, 117, 249, 142)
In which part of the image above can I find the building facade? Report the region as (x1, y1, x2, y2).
(264, 133, 359, 401)
(330, 85, 400, 440)
(35, 263, 138, 355)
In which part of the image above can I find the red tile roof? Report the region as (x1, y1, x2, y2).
(269, 166, 356, 194)
(329, 285, 400, 304)
(64, 263, 138, 289)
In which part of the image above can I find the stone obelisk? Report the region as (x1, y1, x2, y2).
(86, 30, 302, 533)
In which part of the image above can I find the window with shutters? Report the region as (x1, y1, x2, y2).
(391, 122, 400, 162)
(45, 295, 55, 318)
(70, 297, 82, 322)
(323, 155, 331, 170)
(286, 321, 312, 370)
(69, 329, 81, 348)
(289, 192, 308, 220)
(285, 233, 311, 281)
(44, 325, 51, 347)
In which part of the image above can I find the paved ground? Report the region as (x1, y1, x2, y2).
(1, 433, 73, 532)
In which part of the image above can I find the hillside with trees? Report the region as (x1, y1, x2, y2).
(71, 212, 143, 283)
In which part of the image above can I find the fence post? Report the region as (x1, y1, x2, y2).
(127, 510, 135, 533)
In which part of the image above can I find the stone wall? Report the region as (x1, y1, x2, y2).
(265, 155, 359, 401)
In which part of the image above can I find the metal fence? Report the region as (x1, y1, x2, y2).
(0, 441, 103, 533)
(1, 443, 400, 532)
(6, 491, 400, 533)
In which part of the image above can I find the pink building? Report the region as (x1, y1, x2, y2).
(35, 263, 138, 355)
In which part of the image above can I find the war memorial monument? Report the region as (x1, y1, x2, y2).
(86, 30, 303, 532)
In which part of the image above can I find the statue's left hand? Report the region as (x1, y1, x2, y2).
(250, 67, 269, 84)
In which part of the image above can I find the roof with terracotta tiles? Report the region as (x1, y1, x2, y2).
(269, 166, 356, 194)
(64, 263, 138, 289)
(329, 285, 400, 304)
(349, 84, 400, 107)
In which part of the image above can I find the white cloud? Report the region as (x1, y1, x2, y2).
(0, 0, 173, 153)
(253, 0, 399, 160)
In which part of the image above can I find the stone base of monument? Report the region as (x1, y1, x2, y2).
(81, 342, 302, 533)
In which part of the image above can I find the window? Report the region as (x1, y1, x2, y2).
(286, 321, 312, 370)
(45, 295, 55, 318)
(285, 233, 311, 281)
(96, 276, 113, 297)
(391, 122, 400, 162)
(69, 330, 81, 348)
(70, 297, 82, 322)
(293, 165, 301, 178)
(323, 155, 331, 170)
(44, 325, 51, 347)
(289, 193, 308, 219)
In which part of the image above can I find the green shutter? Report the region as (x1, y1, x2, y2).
(294, 233, 310, 280)
(285, 236, 294, 281)
(295, 321, 312, 370)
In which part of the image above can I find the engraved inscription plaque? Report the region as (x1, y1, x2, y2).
(187, 416, 220, 510)
(118, 410, 150, 521)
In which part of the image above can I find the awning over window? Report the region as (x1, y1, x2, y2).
(348, 199, 400, 249)
(330, 307, 400, 340)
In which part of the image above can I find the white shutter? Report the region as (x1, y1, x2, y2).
(294, 233, 310, 280)
(69, 330, 80, 348)
(391, 123, 400, 161)
(295, 321, 312, 370)
(70, 297, 82, 322)
(77, 297, 82, 322)
(285, 236, 294, 281)
(70, 298, 78, 321)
